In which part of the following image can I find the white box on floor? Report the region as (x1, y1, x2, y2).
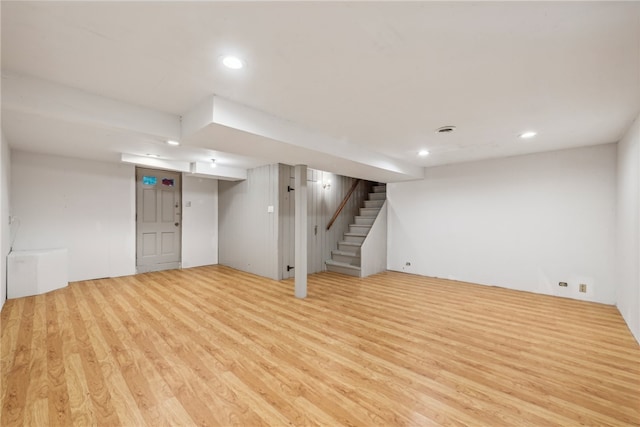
(8, 248, 69, 299)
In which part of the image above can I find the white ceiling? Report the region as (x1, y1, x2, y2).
(2, 1, 639, 182)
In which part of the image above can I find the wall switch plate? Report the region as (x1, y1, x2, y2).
(579, 284, 587, 293)
(267, 205, 274, 213)
(559, 282, 568, 287)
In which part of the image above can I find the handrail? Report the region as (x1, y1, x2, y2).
(327, 179, 361, 230)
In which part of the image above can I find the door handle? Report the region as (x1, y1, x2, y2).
(175, 222, 179, 227)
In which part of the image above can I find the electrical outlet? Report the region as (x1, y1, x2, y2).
(405, 261, 411, 266)
(559, 282, 568, 287)
(579, 284, 587, 293)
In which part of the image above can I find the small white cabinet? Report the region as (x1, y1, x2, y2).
(8, 248, 69, 299)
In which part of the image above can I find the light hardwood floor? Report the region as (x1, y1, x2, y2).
(1, 266, 639, 426)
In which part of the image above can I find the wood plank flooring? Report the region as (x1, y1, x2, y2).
(2, 265, 639, 426)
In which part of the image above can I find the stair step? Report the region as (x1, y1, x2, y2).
(368, 192, 386, 201)
(364, 200, 384, 208)
(344, 233, 366, 244)
(360, 207, 381, 217)
(354, 216, 375, 226)
(331, 250, 361, 265)
(372, 185, 387, 193)
(349, 224, 371, 234)
(338, 241, 362, 253)
(332, 249, 359, 257)
(325, 260, 361, 277)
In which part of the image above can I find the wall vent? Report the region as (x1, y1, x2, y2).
(436, 125, 456, 133)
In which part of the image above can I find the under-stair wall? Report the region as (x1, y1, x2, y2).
(360, 200, 387, 277)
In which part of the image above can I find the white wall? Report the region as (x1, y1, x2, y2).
(218, 164, 280, 280)
(11, 151, 136, 282)
(388, 144, 617, 304)
(182, 175, 218, 268)
(616, 114, 640, 343)
(0, 132, 10, 311)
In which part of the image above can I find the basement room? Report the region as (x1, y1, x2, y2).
(1, 2, 639, 426)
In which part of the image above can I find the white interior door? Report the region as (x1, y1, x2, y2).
(136, 167, 182, 272)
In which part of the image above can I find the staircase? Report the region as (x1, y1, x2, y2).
(325, 184, 386, 277)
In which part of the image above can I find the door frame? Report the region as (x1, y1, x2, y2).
(135, 167, 183, 273)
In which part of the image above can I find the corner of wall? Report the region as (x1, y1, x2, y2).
(616, 113, 640, 344)
(0, 131, 11, 312)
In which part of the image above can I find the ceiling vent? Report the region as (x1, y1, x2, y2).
(435, 125, 456, 134)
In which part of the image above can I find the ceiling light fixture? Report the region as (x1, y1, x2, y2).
(210, 159, 217, 168)
(418, 150, 430, 157)
(222, 56, 245, 70)
(519, 131, 537, 139)
(167, 140, 180, 146)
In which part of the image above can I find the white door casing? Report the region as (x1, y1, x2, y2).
(136, 167, 182, 272)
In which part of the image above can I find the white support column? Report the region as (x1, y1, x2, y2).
(294, 164, 308, 298)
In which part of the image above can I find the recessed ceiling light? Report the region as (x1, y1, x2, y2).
(167, 140, 180, 146)
(222, 56, 245, 70)
(418, 150, 430, 157)
(519, 131, 537, 139)
(210, 159, 217, 168)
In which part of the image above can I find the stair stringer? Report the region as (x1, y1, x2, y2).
(359, 200, 387, 278)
